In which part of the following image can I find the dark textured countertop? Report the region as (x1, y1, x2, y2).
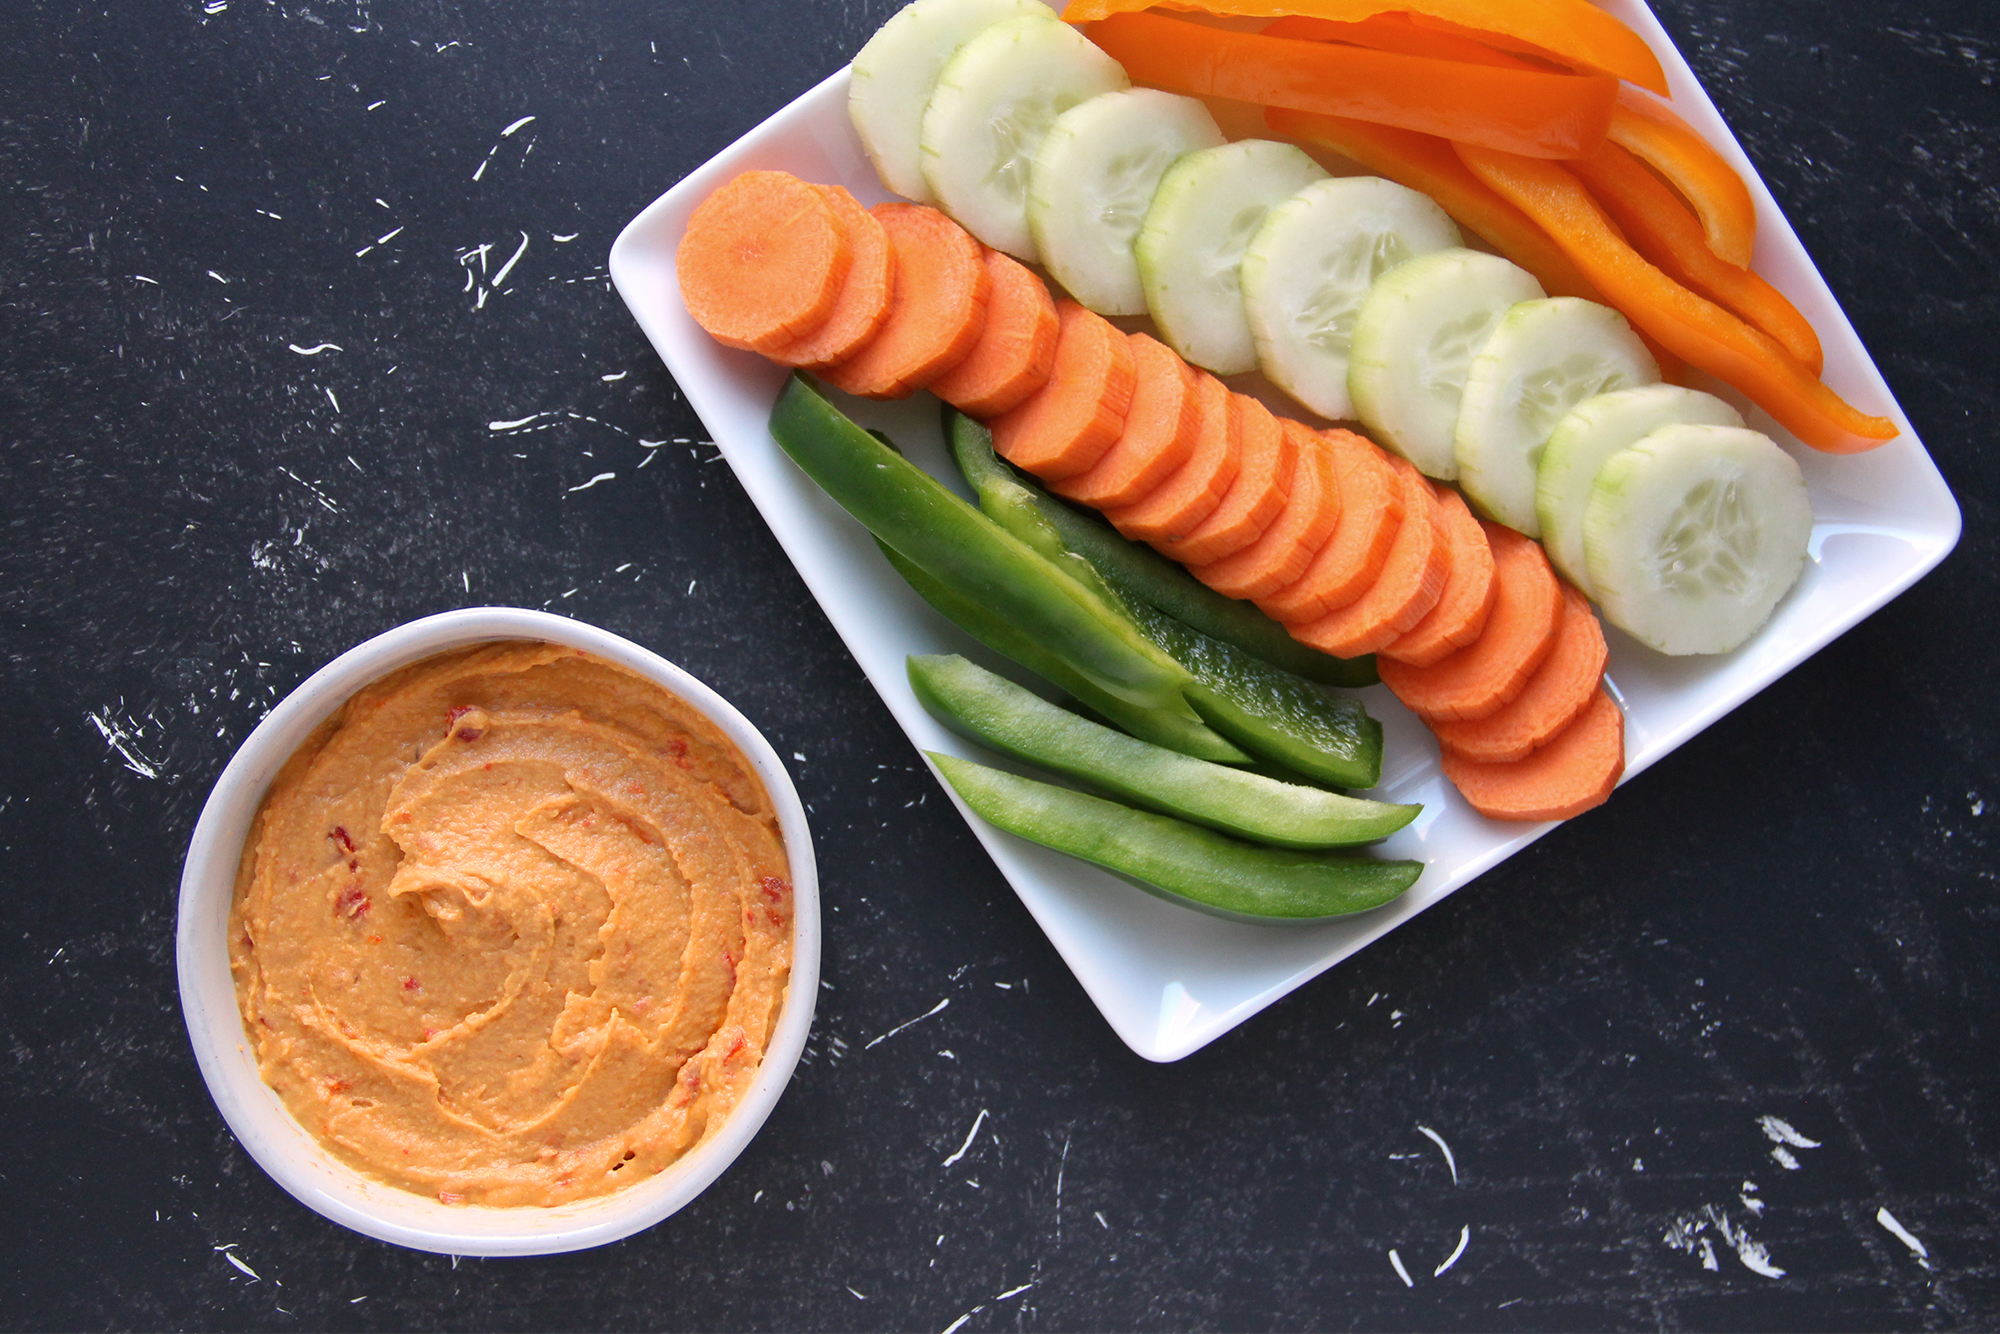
(3, 1, 1996, 1328)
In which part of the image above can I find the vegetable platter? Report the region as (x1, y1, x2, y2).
(609, 0, 1959, 1062)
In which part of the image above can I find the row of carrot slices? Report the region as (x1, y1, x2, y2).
(678, 170, 1624, 821)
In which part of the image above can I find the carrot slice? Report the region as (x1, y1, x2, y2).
(1610, 90, 1758, 270)
(1257, 429, 1403, 624)
(1288, 454, 1449, 658)
(990, 300, 1137, 482)
(930, 248, 1060, 417)
(1441, 686, 1625, 820)
(678, 171, 851, 355)
(1061, 0, 1668, 95)
(1053, 333, 1199, 508)
(1572, 142, 1821, 375)
(1086, 13, 1617, 159)
(821, 204, 988, 399)
(1105, 371, 1239, 543)
(1455, 145, 1897, 453)
(1192, 424, 1341, 600)
(768, 185, 897, 370)
(1381, 482, 1495, 668)
(1431, 582, 1607, 761)
(1378, 521, 1561, 722)
(1153, 394, 1292, 564)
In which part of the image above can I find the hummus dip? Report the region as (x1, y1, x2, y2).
(229, 642, 793, 1207)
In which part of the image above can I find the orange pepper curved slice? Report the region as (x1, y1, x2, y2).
(1261, 13, 1546, 69)
(1609, 89, 1758, 268)
(1572, 142, 1822, 374)
(1454, 145, 1896, 453)
(1086, 12, 1617, 159)
(1061, 0, 1669, 95)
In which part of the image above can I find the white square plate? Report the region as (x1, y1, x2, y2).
(610, 2, 1959, 1062)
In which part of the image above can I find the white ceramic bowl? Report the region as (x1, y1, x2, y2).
(176, 607, 820, 1255)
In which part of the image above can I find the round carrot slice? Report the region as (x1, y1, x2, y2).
(1381, 483, 1496, 668)
(769, 185, 896, 369)
(678, 170, 851, 354)
(930, 248, 1060, 417)
(1154, 394, 1293, 565)
(1378, 522, 1562, 722)
(1193, 425, 1340, 600)
(1441, 686, 1625, 821)
(1432, 582, 1608, 761)
(1105, 370, 1239, 542)
(1287, 455, 1448, 658)
(823, 203, 989, 400)
(1258, 429, 1403, 624)
(1053, 333, 1199, 508)
(990, 300, 1138, 482)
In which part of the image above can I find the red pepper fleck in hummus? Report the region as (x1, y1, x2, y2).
(229, 642, 792, 1207)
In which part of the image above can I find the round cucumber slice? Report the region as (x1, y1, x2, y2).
(848, 0, 1052, 205)
(1027, 89, 1225, 316)
(1584, 424, 1812, 656)
(1241, 176, 1460, 422)
(1134, 140, 1327, 375)
(1455, 296, 1658, 538)
(1536, 385, 1745, 596)
(919, 14, 1129, 260)
(1348, 248, 1544, 480)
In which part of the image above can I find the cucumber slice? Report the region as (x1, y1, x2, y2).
(1241, 177, 1460, 422)
(1134, 140, 1327, 375)
(1027, 89, 1225, 316)
(1583, 424, 1812, 656)
(1348, 248, 1545, 480)
(1455, 297, 1659, 538)
(919, 14, 1129, 260)
(1536, 385, 1745, 596)
(849, 0, 1052, 205)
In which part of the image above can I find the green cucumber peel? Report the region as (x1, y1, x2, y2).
(911, 654, 1415, 848)
(930, 753, 1422, 923)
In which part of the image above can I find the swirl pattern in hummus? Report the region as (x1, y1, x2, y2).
(230, 643, 792, 1207)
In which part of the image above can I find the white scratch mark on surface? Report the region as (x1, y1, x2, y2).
(489, 231, 530, 290)
(501, 114, 537, 136)
(222, 1252, 260, 1280)
(601, 370, 628, 381)
(846, 1286, 866, 1301)
(376, 225, 403, 245)
(1434, 1226, 1469, 1276)
(941, 1312, 978, 1334)
(567, 472, 615, 492)
(1877, 1208, 1931, 1268)
(257, 208, 282, 219)
(1770, 1146, 1801, 1171)
(277, 465, 339, 512)
(996, 1281, 1034, 1299)
(865, 997, 948, 1049)
(366, 99, 385, 110)
(88, 709, 162, 778)
(687, 579, 696, 595)
(552, 232, 579, 242)
(1388, 1250, 1413, 1287)
(324, 387, 340, 413)
(1415, 1125, 1458, 1184)
(1759, 1116, 1821, 1149)
(1094, 1211, 1107, 1229)
(489, 413, 542, 431)
(133, 274, 159, 284)
(289, 342, 342, 355)
(207, 270, 229, 284)
(1666, 1206, 1785, 1279)
(941, 1109, 988, 1168)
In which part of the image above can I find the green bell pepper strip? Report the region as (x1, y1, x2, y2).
(947, 410, 1378, 688)
(770, 373, 1189, 712)
(930, 753, 1423, 923)
(911, 653, 1416, 848)
(879, 544, 1251, 763)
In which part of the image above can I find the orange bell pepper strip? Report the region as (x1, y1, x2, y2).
(1609, 88, 1758, 268)
(1571, 141, 1822, 374)
(1060, 0, 1669, 95)
(1261, 13, 1545, 69)
(1085, 12, 1617, 159)
(1454, 144, 1897, 453)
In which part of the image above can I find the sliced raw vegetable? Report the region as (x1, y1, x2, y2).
(1060, 0, 1668, 95)
(677, 171, 851, 354)
(1583, 423, 1813, 656)
(1430, 582, 1606, 763)
(769, 185, 897, 370)
(1349, 247, 1545, 480)
(1440, 686, 1624, 821)
(1053, 332, 1201, 509)
(1608, 89, 1757, 270)
(1083, 12, 1619, 159)
(1257, 428, 1401, 624)
(1195, 423, 1340, 602)
(1134, 139, 1327, 375)
(849, 0, 1053, 205)
(1156, 394, 1291, 565)
(1289, 454, 1448, 658)
(1535, 384, 1743, 596)
(1027, 88, 1225, 316)
(991, 299, 1136, 481)
(1108, 370, 1240, 540)
(920, 13, 1129, 260)
(1378, 521, 1561, 722)
(1262, 12, 1547, 68)
(1454, 145, 1899, 454)
(929, 246, 1061, 417)
(930, 753, 1421, 922)
(823, 203, 991, 399)
(1382, 483, 1495, 667)
(1455, 295, 1659, 537)
(911, 654, 1415, 847)
(1242, 176, 1461, 421)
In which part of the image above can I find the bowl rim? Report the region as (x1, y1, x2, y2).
(175, 607, 820, 1255)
